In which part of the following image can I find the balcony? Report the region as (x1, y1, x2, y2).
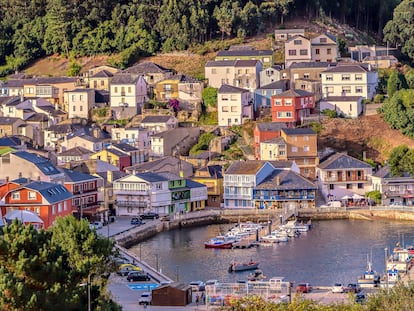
(116, 200, 147, 208)
(224, 193, 252, 199)
(323, 176, 368, 182)
(253, 194, 315, 200)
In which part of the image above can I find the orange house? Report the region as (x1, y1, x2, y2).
(0, 179, 73, 229)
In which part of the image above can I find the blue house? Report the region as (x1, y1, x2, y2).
(253, 80, 289, 111)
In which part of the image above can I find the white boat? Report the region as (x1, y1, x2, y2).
(357, 255, 380, 288)
(380, 268, 399, 289)
(261, 230, 288, 243)
(282, 220, 311, 232)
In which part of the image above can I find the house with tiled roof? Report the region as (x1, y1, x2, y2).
(371, 166, 414, 206)
(274, 28, 305, 41)
(150, 127, 200, 158)
(253, 169, 317, 209)
(153, 74, 203, 104)
(217, 84, 253, 127)
(254, 80, 289, 110)
(61, 127, 109, 153)
(223, 160, 298, 209)
(111, 142, 146, 165)
(64, 88, 95, 120)
(110, 74, 148, 118)
(43, 123, 83, 151)
(253, 122, 284, 160)
(215, 49, 274, 68)
(90, 148, 131, 171)
(271, 89, 315, 126)
(205, 60, 262, 91)
(0, 179, 73, 228)
(321, 63, 378, 99)
(310, 33, 338, 63)
(57, 146, 93, 164)
(317, 152, 373, 202)
(59, 168, 102, 222)
(88, 69, 114, 91)
(122, 61, 175, 86)
(140, 115, 178, 134)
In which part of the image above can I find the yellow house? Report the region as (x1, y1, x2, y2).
(154, 74, 203, 103)
(192, 165, 224, 208)
(90, 148, 131, 172)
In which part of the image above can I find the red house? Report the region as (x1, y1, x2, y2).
(271, 89, 315, 126)
(0, 179, 73, 229)
(253, 122, 284, 160)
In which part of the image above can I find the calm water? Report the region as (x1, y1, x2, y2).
(129, 219, 414, 286)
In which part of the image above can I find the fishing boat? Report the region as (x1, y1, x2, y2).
(228, 260, 260, 272)
(357, 255, 380, 287)
(247, 269, 266, 281)
(204, 236, 235, 249)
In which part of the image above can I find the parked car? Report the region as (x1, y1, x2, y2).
(355, 293, 366, 304)
(331, 283, 345, 293)
(205, 279, 220, 286)
(345, 283, 361, 293)
(138, 292, 152, 305)
(296, 283, 312, 293)
(189, 280, 205, 291)
(89, 221, 103, 230)
(130, 217, 145, 225)
(140, 212, 160, 220)
(126, 271, 151, 282)
(117, 263, 141, 276)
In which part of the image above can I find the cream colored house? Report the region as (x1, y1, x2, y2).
(275, 28, 305, 41)
(260, 137, 286, 160)
(320, 96, 363, 118)
(311, 33, 338, 63)
(217, 84, 253, 127)
(150, 127, 200, 158)
(64, 88, 95, 120)
(205, 60, 262, 92)
(321, 64, 378, 99)
(110, 74, 148, 118)
(61, 134, 104, 153)
(285, 35, 311, 68)
(88, 70, 114, 91)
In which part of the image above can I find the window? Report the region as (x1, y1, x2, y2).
(114, 87, 118, 93)
(79, 95, 83, 100)
(221, 95, 229, 101)
(100, 80, 104, 86)
(355, 74, 363, 81)
(73, 106, 76, 112)
(128, 87, 131, 93)
(300, 49, 308, 55)
(288, 50, 297, 56)
(329, 184, 334, 190)
(355, 86, 363, 93)
(230, 95, 237, 100)
(320, 37, 327, 43)
(327, 48, 332, 55)
(264, 57, 270, 63)
(315, 48, 320, 55)
(12, 192, 20, 200)
(326, 75, 333, 81)
(80, 105, 83, 112)
(294, 39, 302, 45)
(342, 74, 350, 81)
(346, 184, 353, 189)
(211, 69, 216, 74)
(222, 106, 229, 112)
(52, 205, 56, 215)
(71, 95, 75, 101)
(274, 100, 282, 106)
(284, 99, 292, 106)
(303, 146, 310, 152)
(304, 136, 309, 141)
(231, 106, 238, 112)
(303, 73, 310, 79)
(28, 191, 36, 200)
(58, 203, 62, 213)
(291, 146, 298, 152)
(342, 86, 351, 94)
(358, 183, 363, 189)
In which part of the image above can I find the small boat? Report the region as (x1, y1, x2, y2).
(204, 236, 235, 249)
(357, 255, 380, 287)
(228, 260, 260, 272)
(248, 269, 266, 281)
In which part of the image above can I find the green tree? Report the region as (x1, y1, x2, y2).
(202, 87, 218, 107)
(388, 145, 409, 176)
(387, 71, 408, 98)
(384, 0, 414, 60)
(214, 1, 234, 40)
(382, 89, 414, 138)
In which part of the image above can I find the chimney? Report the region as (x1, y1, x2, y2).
(107, 170, 113, 183)
(276, 176, 280, 186)
(18, 172, 22, 178)
(5, 176, 9, 183)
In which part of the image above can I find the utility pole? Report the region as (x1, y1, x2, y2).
(384, 247, 389, 294)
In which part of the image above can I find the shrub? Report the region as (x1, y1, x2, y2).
(374, 94, 385, 103)
(322, 109, 338, 118)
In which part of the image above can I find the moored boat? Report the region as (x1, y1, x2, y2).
(357, 255, 380, 288)
(228, 260, 260, 272)
(204, 236, 235, 249)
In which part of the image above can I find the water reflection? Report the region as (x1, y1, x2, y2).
(129, 219, 414, 285)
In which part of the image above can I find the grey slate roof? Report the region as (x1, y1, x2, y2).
(234, 60, 260, 67)
(318, 153, 372, 170)
(111, 74, 139, 84)
(24, 181, 72, 203)
(323, 96, 363, 102)
(218, 84, 249, 94)
(25, 113, 49, 122)
(141, 115, 174, 123)
(372, 165, 413, 179)
(290, 62, 337, 69)
(267, 160, 294, 169)
(13, 151, 61, 175)
(262, 137, 285, 144)
(281, 128, 315, 135)
(256, 122, 284, 132)
(256, 169, 317, 190)
(225, 161, 266, 175)
(58, 146, 93, 156)
(60, 168, 98, 182)
(161, 74, 200, 83)
(105, 148, 129, 157)
(259, 80, 289, 90)
(0, 96, 20, 106)
(111, 143, 138, 152)
(276, 89, 313, 97)
(216, 50, 273, 57)
(186, 179, 207, 188)
(91, 70, 114, 78)
(135, 172, 169, 183)
(123, 62, 173, 74)
(322, 64, 370, 73)
(0, 117, 21, 125)
(205, 60, 237, 67)
(6, 77, 77, 87)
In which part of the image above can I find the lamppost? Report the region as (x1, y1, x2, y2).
(384, 247, 389, 294)
(155, 254, 159, 272)
(175, 265, 179, 282)
(80, 273, 92, 311)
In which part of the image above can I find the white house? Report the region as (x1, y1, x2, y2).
(64, 88, 95, 120)
(321, 64, 378, 99)
(319, 96, 364, 118)
(217, 84, 253, 127)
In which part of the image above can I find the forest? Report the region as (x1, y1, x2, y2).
(0, 0, 403, 74)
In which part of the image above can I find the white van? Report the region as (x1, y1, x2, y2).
(320, 201, 342, 208)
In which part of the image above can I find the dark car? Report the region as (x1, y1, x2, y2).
(126, 271, 151, 282)
(296, 283, 312, 293)
(130, 217, 145, 225)
(355, 293, 366, 304)
(345, 283, 361, 293)
(140, 212, 160, 220)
